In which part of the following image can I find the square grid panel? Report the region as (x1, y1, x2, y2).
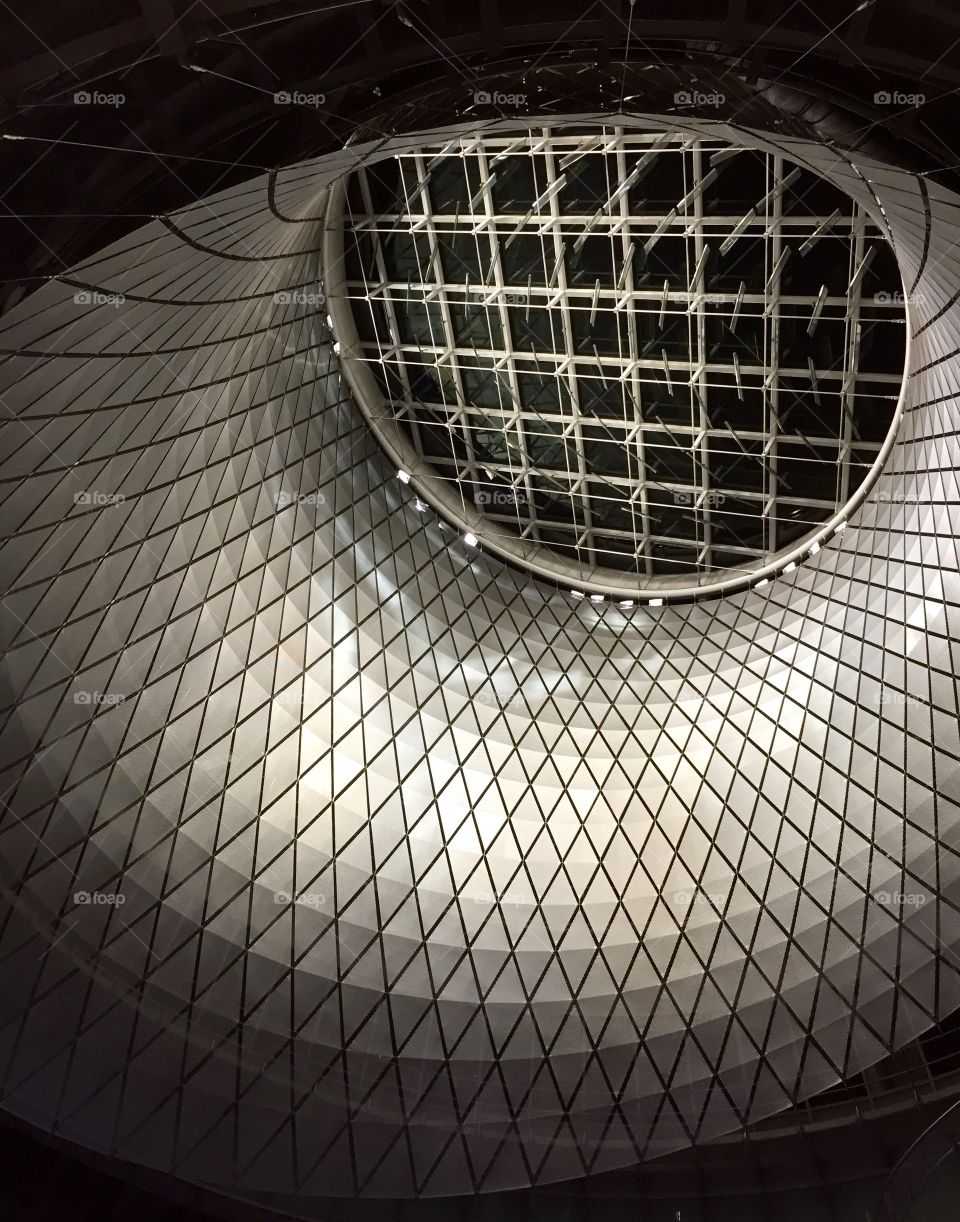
(340, 128, 904, 584)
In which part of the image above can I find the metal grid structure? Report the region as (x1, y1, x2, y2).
(333, 128, 905, 591)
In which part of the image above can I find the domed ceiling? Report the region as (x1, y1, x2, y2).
(0, 112, 958, 1212)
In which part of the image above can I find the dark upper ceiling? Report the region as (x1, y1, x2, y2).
(1, 0, 960, 311)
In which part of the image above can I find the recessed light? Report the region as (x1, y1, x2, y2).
(619, 599, 634, 608)
(463, 532, 478, 547)
(835, 520, 847, 532)
(397, 470, 411, 483)
(570, 590, 585, 599)
(809, 540, 820, 555)
(755, 578, 769, 589)
(590, 593, 605, 603)
(783, 562, 796, 574)
(414, 499, 427, 511)
(648, 597, 663, 607)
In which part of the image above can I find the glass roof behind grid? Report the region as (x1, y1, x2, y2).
(330, 127, 906, 595)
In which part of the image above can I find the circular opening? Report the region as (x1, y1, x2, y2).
(326, 125, 906, 600)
